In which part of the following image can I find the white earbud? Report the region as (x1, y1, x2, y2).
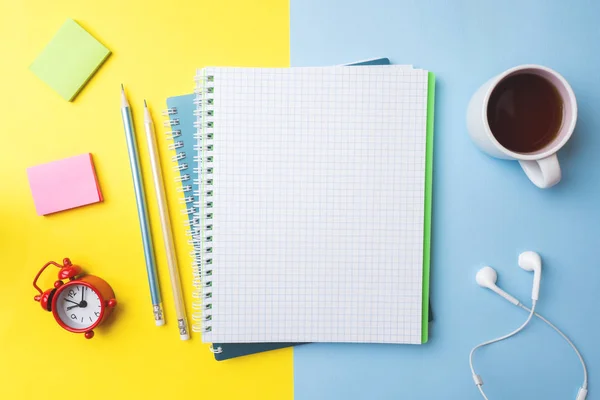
(518, 251, 542, 301)
(472, 253, 588, 400)
(475, 266, 520, 306)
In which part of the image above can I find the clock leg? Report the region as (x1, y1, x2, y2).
(84, 330, 94, 339)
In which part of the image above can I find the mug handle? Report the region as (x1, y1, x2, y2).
(518, 154, 561, 189)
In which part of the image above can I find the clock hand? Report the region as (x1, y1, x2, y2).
(66, 304, 80, 311)
(64, 299, 79, 306)
(81, 286, 85, 303)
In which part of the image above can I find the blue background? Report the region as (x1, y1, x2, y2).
(291, 1, 600, 399)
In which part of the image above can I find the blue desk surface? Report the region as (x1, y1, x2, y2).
(291, 1, 600, 399)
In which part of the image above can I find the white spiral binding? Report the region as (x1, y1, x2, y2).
(180, 196, 195, 204)
(174, 174, 190, 183)
(168, 141, 184, 150)
(173, 163, 188, 171)
(165, 129, 182, 139)
(172, 152, 186, 162)
(194, 70, 215, 335)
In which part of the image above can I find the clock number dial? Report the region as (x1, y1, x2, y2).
(56, 284, 103, 330)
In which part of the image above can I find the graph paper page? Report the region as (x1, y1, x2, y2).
(201, 66, 428, 344)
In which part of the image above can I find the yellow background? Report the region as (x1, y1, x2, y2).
(0, 1, 291, 399)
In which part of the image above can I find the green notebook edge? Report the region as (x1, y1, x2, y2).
(421, 72, 435, 344)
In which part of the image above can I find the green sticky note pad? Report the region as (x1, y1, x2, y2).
(29, 19, 111, 101)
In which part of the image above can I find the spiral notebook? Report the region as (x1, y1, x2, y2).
(194, 66, 435, 344)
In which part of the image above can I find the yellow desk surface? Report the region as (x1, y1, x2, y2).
(0, 1, 291, 399)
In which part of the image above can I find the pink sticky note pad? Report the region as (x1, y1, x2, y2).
(27, 153, 103, 216)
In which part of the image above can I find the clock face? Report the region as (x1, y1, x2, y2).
(55, 284, 103, 330)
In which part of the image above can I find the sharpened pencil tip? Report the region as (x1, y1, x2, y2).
(144, 99, 147, 107)
(120, 84, 128, 108)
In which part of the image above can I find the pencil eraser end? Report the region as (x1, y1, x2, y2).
(180, 333, 190, 341)
(155, 318, 165, 326)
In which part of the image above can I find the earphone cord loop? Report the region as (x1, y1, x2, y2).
(469, 301, 537, 399)
(518, 304, 588, 391)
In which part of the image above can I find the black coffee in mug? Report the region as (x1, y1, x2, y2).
(487, 73, 563, 153)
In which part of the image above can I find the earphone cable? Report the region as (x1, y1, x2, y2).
(478, 385, 489, 400)
(469, 301, 537, 399)
(518, 304, 588, 391)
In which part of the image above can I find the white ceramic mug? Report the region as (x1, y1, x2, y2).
(466, 65, 577, 188)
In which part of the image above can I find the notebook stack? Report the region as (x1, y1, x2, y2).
(164, 59, 435, 359)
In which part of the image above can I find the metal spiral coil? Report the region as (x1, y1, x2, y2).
(173, 163, 188, 172)
(192, 70, 215, 335)
(168, 141, 184, 150)
(165, 129, 182, 139)
(172, 152, 186, 162)
(182, 206, 197, 215)
(174, 174, 190, 183)
(180, 196, 195, 204)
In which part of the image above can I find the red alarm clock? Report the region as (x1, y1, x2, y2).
(33, 258, 116, 339)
